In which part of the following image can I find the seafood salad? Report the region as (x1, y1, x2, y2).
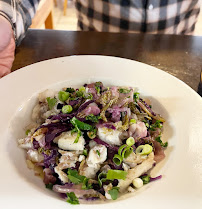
(18, 82, 168, 204)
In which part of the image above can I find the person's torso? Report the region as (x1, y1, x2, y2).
(74, 0, 201, 34)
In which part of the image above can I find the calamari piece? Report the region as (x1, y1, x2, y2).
(54, 150, 80, 183)
(80, 103, 100, 116)
(54, 167, 69, 183)
(79, 158, 100, 179)
(32, 103, 49, 123)
(43, 168, 57, 184)
(54, 131, 85, 151)
(128, 121, 147, 138)
(57, 150, 80, 169)
(118, 152, 155, 193)
(87, 144, 107, 165)
(116, 87, 134, 107)
(38, 89, 56, 103)
(27, 149, 44, 163)
(53, 184, 105, 200)
(79, 145, 107, 179)
(123, 152, 147, 168)
(18, 136, 33, 149)
(97, 127, 122, 146)
(103, 183, 113, 200)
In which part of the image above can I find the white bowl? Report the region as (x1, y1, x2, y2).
(0, 55, 201, 209)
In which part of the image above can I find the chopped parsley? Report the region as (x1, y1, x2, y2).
(155, 136, 168, 148)
(83, 149, 88, 156)
(119, 88, 131, 94)
(108, 187, 119, 200)
(70, 117, 93, 143)
(133, 92, 139, 102)
(150, 120, 163, 131)
(76, 90, 83, 97)
(83, 93, 93, 100)
(96, 150, 100, 157)
(65, 87, 75, 93)
(66, 192, 79, 205)
(73, 130, 81, 144)
(95, 82, 102, 94)
(67, 169, 92, 190)
(140, 175, 150, 184)
(143, 119, 150, 128)
(25, 129, 31, 136)
(45, 183, 53, 190)
(46, 97, 57, 110)
(85, 114, 101, 123)
(81, 177, 92, 190)
(87, 129, 97, 139)
(67, 169, 84, 184)
(71, 117, 93, 131)
(98, 172, 107, 187)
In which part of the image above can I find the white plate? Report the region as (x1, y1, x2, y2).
(0, 55, 202, 209)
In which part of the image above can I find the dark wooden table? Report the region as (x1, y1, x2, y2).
(12, 29, 202, 92)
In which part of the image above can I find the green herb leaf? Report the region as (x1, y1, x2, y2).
(45, 183, 53, 190)
(71, 117, 93, 143)
(65, 88, 75, 93)
(98, 172, 107, 187)
(71, 117, 93, 131)
(71, 128, 77, 134)
(140, 175, 150, 184)
(83, 93, 93, 100)
(74, 130, 81, 143)
(25, 129, 31, 136)
(95, 82, 102, 87)
(46, 97, 57, 110)
(67, 169, 85, 184)
(95, 82, 102, 94)
(108, 187, 119, 200)
(95, 86, 100, 94)
(85, 114, 101, 123)
(83, 149, 88, 156)
(38, 147, 45, 154)
(82, 177, 92, 190)
(87, 129, 97, 139)
(96, 150, 100, 157)
(67, 169, 92, 190)
(119, 88, 131, 94)
(144, 121, 150, 128)
(76, 90, 83, 97)
(133, 92, 139, 102)
(66, 192, 79, 205)
(150, 120, 163, 131)
(155, 136, 168, 148)
(68, 175, 83, 184)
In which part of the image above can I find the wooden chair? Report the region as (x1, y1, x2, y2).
(54, 0, 68, 15)
(30, 0, 54, 29)
(63, 0, 68, 15)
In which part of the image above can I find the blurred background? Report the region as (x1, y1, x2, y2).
(32, 0, 202, 35)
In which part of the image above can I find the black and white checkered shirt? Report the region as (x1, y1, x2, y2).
(0, 0, 201, 45)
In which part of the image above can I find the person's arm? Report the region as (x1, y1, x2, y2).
(0, 15, 15, 77)
(0, 0, 40, 77)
